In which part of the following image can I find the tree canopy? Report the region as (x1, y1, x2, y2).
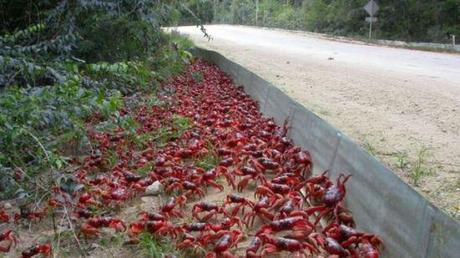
(184, 0, 460, 43)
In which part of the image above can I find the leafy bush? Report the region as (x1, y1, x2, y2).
(0, 0, 199, 202)
(0, 22, 76, 87)
(270, 4, 305, 30)
(0, 78, 122, 199)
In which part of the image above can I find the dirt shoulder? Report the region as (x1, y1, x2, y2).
(176, 25, 460, 219)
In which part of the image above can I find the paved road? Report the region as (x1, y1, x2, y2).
(181, 25, 460, 84)
(175, 25, 460, 218)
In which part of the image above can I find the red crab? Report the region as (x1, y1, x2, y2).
(246, 236, 262, 258)
(0, 230, 16, 253)
(201, 167, 235, 191)
(355, 235, 383, 258)
(73, 208, 93, 219)
(223, 194, 255, 216)
(244, 197, 275, 227)
(182, 222, 213, 234)
(295, 170, 332, 192)
(137, 211, 166, 222)
(132, 177, 154, 192)
(211, 217, 245, 231)
(161, 196, 186, 218)
(219, 157, 234, 167)
(286, 150, 313, 178)
(166, 180, 205, 199)
(259, 234, 316, 257)
(200, 169, 224, 192)
(271, 173, 303, 187)
(323, 223, 363, 247)
(204, 230, 243, 258)
(80, 217, 126, 237)
(274, 197, 306, 219)
(270, 191, 304, 212)
(253, 157, 283, 174)
(21, 243, 52, 258)
(177, 233, 207, 249)
(335, 205, 356, 227)
(101, 187, 131, 203)
(0, 209, 10, 223)
(192, 202, 225, 222)
(305, 173, 352, 225)
(78, 192, 99, 206)
(144, 220, 184, 238)
(255, 216, 314, 236)
(235, 165, 267, 192)
(20, 206, 48, 222)
(254, 182, 290, 198)
(324, 237, 350, 257)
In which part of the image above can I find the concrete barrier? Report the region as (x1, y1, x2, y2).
(192, 47, 460, 258)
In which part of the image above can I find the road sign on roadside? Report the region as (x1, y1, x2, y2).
(365, 17, 378, 23)
(364, 0, 379, 40)
(364, 0, 379, 16)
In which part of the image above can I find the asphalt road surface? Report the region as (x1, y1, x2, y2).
(175, 25, 460, 219)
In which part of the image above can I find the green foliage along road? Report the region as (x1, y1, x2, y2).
(0, 0, 200, 202)
(183, 0, 460, 43)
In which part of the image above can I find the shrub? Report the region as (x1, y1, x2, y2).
(0, 0, 199, 202)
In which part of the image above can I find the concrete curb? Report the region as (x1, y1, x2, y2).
(192, 47, 460, 258)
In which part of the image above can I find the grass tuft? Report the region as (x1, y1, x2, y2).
(409, 147, 434, 186)
(172, 115, 192, 133)
(139, 232, 177, 258)
(196, 152, 220, 171)
(395, 152, 409, 169)
(191, 71, 204, 83)
(363, 141, 376, 156)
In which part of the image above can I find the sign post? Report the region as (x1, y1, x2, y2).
(364, 0, 379, 40)
(369, 17, 373, 40)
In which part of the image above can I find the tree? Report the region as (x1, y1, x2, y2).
(205, 0, 460, 43)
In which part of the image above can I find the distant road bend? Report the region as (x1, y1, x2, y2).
(175, 25, 460, 218)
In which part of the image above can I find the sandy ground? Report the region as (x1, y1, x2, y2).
(174, 25, 460, 219)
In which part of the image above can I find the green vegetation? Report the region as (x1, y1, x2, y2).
(409, 147, 434, 186)
(196, 152, 220, 171)
(184, 0, 460, 43)
(0, 1, 203, 202)
(192, 71, 205, 83)
(138, 232, 179, 258)
(172, 115, 193, 135)
(363, 141, 377, 156)
(395, 152, 409, 170)
(152, 115, 193, 147)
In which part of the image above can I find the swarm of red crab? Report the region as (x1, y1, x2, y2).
(0, 60, 382, 257)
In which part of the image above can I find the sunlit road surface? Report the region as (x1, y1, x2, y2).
(174, 25, 460, 218)
(178, 25, 460, 84)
